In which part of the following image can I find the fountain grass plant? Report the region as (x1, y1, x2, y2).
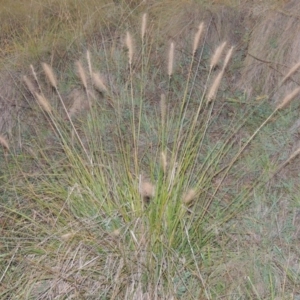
(1, 13, 300, 299)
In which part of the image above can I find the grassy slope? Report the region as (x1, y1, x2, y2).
(1, 0, 300, 299)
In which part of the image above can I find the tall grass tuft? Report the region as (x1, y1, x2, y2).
(2, 14, 300, 299)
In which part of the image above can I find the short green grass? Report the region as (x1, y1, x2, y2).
(1, 1, 300, 299)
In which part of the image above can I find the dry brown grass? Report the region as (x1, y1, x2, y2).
(68, 89, 86, 117)
(0, 135, 9, 150)
(238, 0, 300, 101)
(276, 86, 300, 110)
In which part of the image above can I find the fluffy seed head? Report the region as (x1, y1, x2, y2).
(42, 63, 57, 89)
(281, 61, 300, 85)
(125, 31, 134, 65)
(160, 93, 166, 125)
(139, 177, 155, 203)
(23, 75, 36, 96)
(222, 46, 234, 70)
(111, 229, 120, 237)
(161, 151, 167, 174)
(207, 70, 224, 102)
(92, 72, 108, 94)
(192, 22, 204, 55)
(61, 232, 76, 241)
(276, 87, 300, 110)
(210, 41, 227, 71)
(0, 135, 9, 151)
(76, 61, 88, 90)
(168, 42, 175, 76)
(35, 92, 52, 113)
(183, 188, 197, 205)
(141, 13, 147, 40)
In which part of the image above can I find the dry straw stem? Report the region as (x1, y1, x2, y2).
(280, 61, 300, 85)
(183, 188, 197, 205)
(76, 61, 88, 90)
(86, 50, 92, 78)
(42, 63, 57, 89)
(192, 22, 204, 55)
(276, 87, 300, 110)
(35, 92, 52, 113)
(273, 143, 300, 177)
(0, 135, 9, 151)
(125, 31, 134, 65)
(92, 72, 108, 94)
(168, 42, 175, 76)
(30, 64, 42, 93)
(23, 75, 36, 96)
(141, 13, 147, 40)
(210, 41, 227, 71)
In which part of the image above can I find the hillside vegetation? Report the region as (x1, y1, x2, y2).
(1, 1, 300, 299)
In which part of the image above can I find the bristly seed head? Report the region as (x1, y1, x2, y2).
(183, 188, 197, 205)
(160, 93, 166, 125)
(168, 42, 175, 77)
(35, 92, 52, 113)
(161, 151, 167, 174)
(210, 41, 227, 71)
(222, 46, 234, 71)
(141, 13, 147, 40)
(207, 70, 224, 103)
(42, 63, 57, 89)
(76, 61, 88, 90)
(139, 176, 155, 204)
(125, 31, 134, 65)
(23, 75, 36, 96)
(92, 72, 108, 94)
(192, 22, 204, 55)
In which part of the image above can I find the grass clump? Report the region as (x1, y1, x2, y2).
(1, 13, 300, 299)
